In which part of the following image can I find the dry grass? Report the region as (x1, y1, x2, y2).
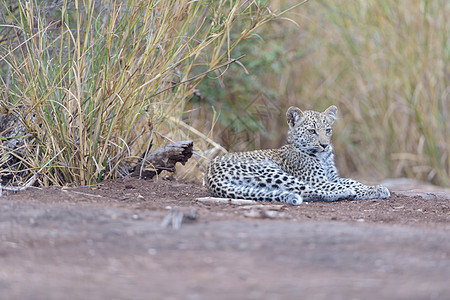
(0, 0, 284, 186)
(295, 0, 449, 186)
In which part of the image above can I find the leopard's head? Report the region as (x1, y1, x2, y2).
(286, 105, 337, 154)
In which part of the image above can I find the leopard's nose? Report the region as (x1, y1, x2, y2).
(320, 143, 328, 149)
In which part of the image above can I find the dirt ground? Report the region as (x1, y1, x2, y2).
(0, 177, 449, 300)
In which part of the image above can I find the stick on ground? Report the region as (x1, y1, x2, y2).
(197, 197, 264, 205)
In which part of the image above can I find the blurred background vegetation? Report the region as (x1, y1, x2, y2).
(1, 0, 449, 187)
(187, 0, 449, 187)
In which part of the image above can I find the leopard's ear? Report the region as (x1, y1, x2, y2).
(286, 106, 304, 129)
(323, 105, 338, 124)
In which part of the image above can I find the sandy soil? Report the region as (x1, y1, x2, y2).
(0, 177, 449, 300)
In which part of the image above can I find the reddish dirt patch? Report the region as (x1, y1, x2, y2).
(1, 178, 449, 299)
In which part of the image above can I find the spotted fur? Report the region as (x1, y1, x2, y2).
(205, 105, 390, 205)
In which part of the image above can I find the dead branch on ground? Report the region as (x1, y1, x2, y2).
(131, 140, 193, 179)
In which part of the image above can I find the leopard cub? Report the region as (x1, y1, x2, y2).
(205, 105, 390, 205)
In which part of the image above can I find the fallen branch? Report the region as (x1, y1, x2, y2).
(64, 190, 103, 198)
(0, 147, 65, 196)
(131, 140, 193, 179)
(239, 204, 286, 210)
(0, 173, 38, 196)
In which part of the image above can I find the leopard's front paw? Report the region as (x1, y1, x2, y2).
(374, 185, 390, 199)
(281, 192, 303, 205)
(337, 188, 357, 200)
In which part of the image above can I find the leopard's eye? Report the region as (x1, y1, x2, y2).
(308, 129, 317, 134)
(326, 128, 332, 134)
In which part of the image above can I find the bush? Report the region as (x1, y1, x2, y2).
(0, 0, 281, 186)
